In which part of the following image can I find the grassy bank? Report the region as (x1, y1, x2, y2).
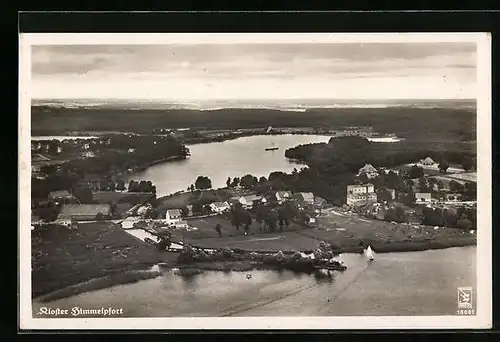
(177, 207, 476, 255)
(35, 270, 162, 303)
(31, 222, 178, 298)
(332, 236, 476, 254)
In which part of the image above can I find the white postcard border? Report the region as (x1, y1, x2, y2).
(19, 32, 492, 330)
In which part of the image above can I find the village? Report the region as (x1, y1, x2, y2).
(31, 151, 477, 256)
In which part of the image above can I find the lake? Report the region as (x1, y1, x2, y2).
(125, 134, 404, 197)
(125, 134, 330, 197)
(32, 246, 476, 317)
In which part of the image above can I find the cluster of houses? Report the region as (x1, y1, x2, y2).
(347, 160, 477, 212)
(36, 188, 323, 231)
(162, 190, 320, 228)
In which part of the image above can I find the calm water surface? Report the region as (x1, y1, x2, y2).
(126, 134, 332, 197)
(33, 246, 476, 317)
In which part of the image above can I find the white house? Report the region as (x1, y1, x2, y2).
(239, 195, 266, 208)
(296, 192, 315, 204)
(421, 157, 436, 165)
(346, 184, 377, 206)
(210, 201, 231, 214)
(275, 191, 292, 203)
(415, 192, 432, 204)
(121, 217, 139, 229)
(387, 188, 396, 200)
(444, 193, 462, 202)
(356, 164, 379, 179)
(165, 209, 188, 228)
(165, 209, 182, 224)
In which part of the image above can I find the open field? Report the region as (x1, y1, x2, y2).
(298, 208, 476, 252)
(182, 231, 322, 252)
(443, 172, 477, 183)
(395, 163, 467, 176)
(92, 191, 153, 204)
(31, 222, 178, 298)
(173, 209, 476, 254)
(180, 215, 305, 240)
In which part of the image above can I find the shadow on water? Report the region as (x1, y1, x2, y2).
(313, 270, 336, 284)
(177, 268, 203, 288)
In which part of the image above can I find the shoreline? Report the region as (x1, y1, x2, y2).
(33, 239, 476, 304)
(131, 155, 188, 173)
(182, 235, 476, 256)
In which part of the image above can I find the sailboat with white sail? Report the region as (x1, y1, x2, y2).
(365, 245, 375, 261)
(265, 126, 279, 151)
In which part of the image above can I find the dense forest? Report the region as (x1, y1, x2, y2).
(285, 136, 476, 172)
(32, 106, 476, 142)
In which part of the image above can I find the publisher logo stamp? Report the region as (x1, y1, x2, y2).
(457, 287, 473, 309)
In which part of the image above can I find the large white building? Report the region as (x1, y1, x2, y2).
(209, 201, 231, 213)
(165, 209, 188, 228)
(238, 195, 266, 208)
(356, 164, 379, 179)
(346, 184, 377, 206)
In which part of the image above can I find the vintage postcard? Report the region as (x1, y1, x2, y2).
(19, 33, 492, 330)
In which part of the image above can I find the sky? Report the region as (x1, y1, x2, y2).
(31, 42, 477, 101)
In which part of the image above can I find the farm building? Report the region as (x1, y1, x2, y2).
(415, 192, 432, 204)
(48, 190, 77, 202)
(57, 204, 111, 222)
(238, 195, 267, 208)
(209, 201, 231, 213)
(294, 192, 315, 204)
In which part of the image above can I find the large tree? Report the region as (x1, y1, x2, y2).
(449, 180, 464, 193)
(230, 177, 240, 187)
(462, 156, 474, 172)
(72, 185, 93, 204)
(156, 230, 172, 251)
(377, 189, 393, 203)
(195, 176, 212, 190)
(438, 160, 450, 173)
(240, 174, 258, 189)
(408, 165, 424, 179)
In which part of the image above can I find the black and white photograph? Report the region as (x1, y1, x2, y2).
(19, 33, 492, 330)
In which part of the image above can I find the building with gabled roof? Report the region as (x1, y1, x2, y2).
(275, 190, 292, 202)
(239, 195, 266, 208)
(421, 157, 436, 165)
(57, 204, 111, 222)
(210, 201, 231, 213)
(48, 190, 75, 201)
(356, 163, 379, 179)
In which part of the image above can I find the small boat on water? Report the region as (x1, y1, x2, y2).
(265, 142, 279, 151)
(365, 246, 375, 261)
